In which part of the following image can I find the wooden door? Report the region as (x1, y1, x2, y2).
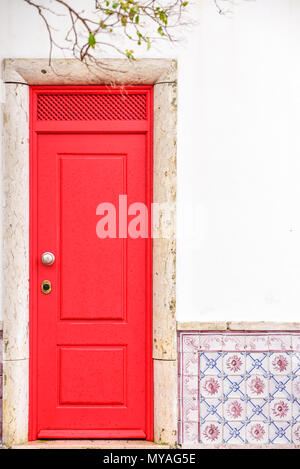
(29, 87, 153, 440)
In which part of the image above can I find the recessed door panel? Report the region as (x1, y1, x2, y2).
(60, 155, 126, 320)
(59, 346, 126, 405)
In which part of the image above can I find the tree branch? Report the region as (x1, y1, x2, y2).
(23, 0, 191, 66)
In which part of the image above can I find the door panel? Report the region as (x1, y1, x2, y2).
(32, 127, 152, 438)
(59, 346, 126, 405)
(60, 155, 126, 321)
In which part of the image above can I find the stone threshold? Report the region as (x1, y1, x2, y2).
(4, 441, 300, 450)
(182, 444, 300, 449)
(8, 440, 171, 450)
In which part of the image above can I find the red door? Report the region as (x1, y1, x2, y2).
(29, 87, 153, 440)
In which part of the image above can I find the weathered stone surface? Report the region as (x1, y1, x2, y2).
(2, 83, 29, 361)
(153, 81, 177, 204)
(154, 359, 177, 447)
(3, 359, 29, 446)
(153, 239, 176, 360)
(152, 80, 177, 361)
(3, 58, 177, 85)
(228, 321, 300, 330)
(177, 321, 300, 331)
(12, 440, 170, 449)
(177, 321, 227, 331)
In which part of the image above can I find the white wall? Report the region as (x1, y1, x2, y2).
(1, 0, 300, 323)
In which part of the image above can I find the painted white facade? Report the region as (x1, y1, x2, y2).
(1, 0, 300, 323)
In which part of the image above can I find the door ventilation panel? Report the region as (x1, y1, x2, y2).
(37, 93, 147, 121)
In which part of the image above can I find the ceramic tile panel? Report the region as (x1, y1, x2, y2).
(178, 331, 300, 445)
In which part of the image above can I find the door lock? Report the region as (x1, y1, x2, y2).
(41, 280, 52, 295)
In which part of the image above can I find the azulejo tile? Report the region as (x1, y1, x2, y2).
(183, 421, 199, 444)
(269, 421, 291, 444)
(246, 374, 268, 399)
(269, 399, 292, 421)
(246, 398, 269, 421)
(199, 334, 223, 352)
(292, 398, 300, 420)
(291, 352, 300, 373)
(246, 422, 269, 444)
(223, 352, 245, 375)
(182, 375, 198, 400)
(292, 423, 300, 444)
(245, 334, 269, 352)
(292, 335, 300, 353)
(223, 375, 245, 399)
(224, 398, 246, 421)
(269, 334, 292, 352)
(223, 421, 246, 444)
(200, 421, 222, 444)
(182, 352, 199, 376)
(200, 352, 222, 376)
(269, 375, 292, 399)
(222, 334, 245, 352)
(269, 352, 291, 375)
(246, 352, 268, 375)
(182, 398, 198, 422)
(200, 398, 223, 422)
(182, 334, 199, 353)
(200, 375, 222, 399)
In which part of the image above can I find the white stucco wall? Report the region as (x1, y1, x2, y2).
(1, 0, 300, 323)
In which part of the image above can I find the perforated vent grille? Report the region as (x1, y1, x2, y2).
(37, 93, 147, 121)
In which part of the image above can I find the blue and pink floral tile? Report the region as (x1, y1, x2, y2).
(177, 331, 300, 445)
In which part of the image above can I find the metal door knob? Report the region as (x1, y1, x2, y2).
(41, 252, 55, 266)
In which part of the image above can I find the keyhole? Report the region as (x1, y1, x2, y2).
(41, 280, 52, 294)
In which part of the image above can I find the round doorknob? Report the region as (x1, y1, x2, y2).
(41, 252, 55, 266)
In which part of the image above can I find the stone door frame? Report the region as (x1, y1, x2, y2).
(2, 58, 177, 447)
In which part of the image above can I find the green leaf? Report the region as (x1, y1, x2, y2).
(125, 49, 135, 59)
(157, 26, 165, 36)
(159, 11, 168, 24)
(88, 32, 96, 48)
(112, 2, 119, 8)
(121, 15, 127, 26)
(182, 1, 189, 6)
(135, 14, 139, 24)
(129, 7, 136, 20)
